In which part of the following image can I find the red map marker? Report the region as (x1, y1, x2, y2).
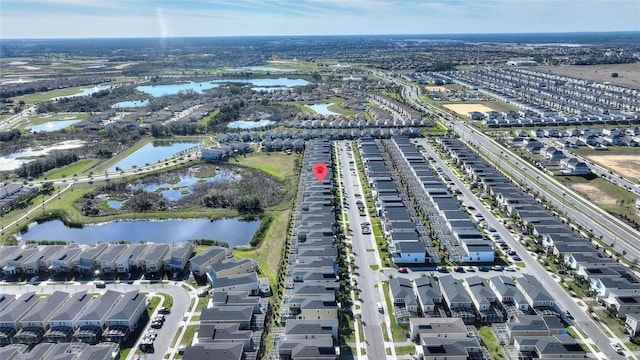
(313, 162, 328, 182)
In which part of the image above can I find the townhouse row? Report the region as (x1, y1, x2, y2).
(0, 289, 146, 347)
(439, 137, 640, 330)
(273, 139, 340, 360)
(0, 242, 195, 276)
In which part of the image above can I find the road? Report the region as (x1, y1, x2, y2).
(450, 120, 640, 261)
(396, 78, 640, 265)
(336, 141, 391, 360)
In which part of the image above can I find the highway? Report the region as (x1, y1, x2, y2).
(450, 120, 640, 261)
(396, 79, 640, 265)
(414, 138, 629, 360)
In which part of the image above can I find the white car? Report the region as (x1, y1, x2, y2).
(611, 343, 623, 354)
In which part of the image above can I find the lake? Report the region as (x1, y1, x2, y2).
(137, 78, 310, 97)
(25, 119, 81, 132)
(306, 103, 340, 115)
(108, 140, 203, 172)
(227, 119, 274, 129)
(19, 218, 261, 246)
(111, 100, 150, 108)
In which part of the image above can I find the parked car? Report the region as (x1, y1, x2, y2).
(159, 307, 171, 314)
(397, 267, 409, 273)
(611, 343, 624, 354)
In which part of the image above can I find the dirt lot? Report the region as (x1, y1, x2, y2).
(533, 63, 640, 89)
(425, 86, 448, 92)
(586, 154, 640, 180)
(570, 183, 618, 205)
(443, 103, 495, 116)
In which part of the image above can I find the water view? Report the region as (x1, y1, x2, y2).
(137, 78, 310, 97)
(306, 103, 340, 115)
(134, 168, 238, 201)
(107, 140, 203, 172)
(0, 140, 85, 171)
(227, 119, 274, 129)
(111, 100, 150, 108)
(25, 119, 81, 132)
(18, 218, 261, 246)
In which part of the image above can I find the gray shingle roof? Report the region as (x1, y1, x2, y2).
(50, 291, 93, 323)
(19, 291, 69, 324)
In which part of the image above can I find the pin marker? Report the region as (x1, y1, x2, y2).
(313, 162, 328, 183)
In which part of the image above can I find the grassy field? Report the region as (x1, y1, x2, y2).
(557, 174, 640, 224)
(197, 108, 219, 126)
(233, 209, 291, 285)
(234, 151, 298, 181)
(38, 159, 98, 180)
(13, 86, 90, 105)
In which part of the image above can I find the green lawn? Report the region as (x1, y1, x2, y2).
(235, 152, 298, 181)
(38, 159, 98, 180)
(478, 325, 505, 360)
(395, 345, 415, 355)
(233, 209, 291, 286)
(14, 86, 89, 104)
(180, 325, 198, 346)
(381, 282, 408, 342)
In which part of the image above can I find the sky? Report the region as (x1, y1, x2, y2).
(1, 0, 639, 39)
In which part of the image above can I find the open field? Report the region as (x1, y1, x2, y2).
(571, 183, 617, 205)
(533, 63, 640, 89)
(557, 174, 640, 225)
(586, 154, 640, 180)
(443, 103, 495, 115)
(233, 209, 291, 285)
(234, 151, 297, 181)
(425, 86, 448, 92)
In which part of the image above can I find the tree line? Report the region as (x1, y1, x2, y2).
(16, 150, 78, 179)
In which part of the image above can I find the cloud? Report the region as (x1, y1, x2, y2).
(1, 0, 638, 38)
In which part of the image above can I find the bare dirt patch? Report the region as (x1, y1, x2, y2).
(425, 86, 448, 92)
(570, 183, 617, 205)
(533, 63, 640, 89)
(443, 103, 495, 116)
(587, 155, 640, 180)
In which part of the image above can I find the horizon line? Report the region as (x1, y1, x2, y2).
(3, 30, 640, 41)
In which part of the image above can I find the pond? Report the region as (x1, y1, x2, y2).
(227, 119, 274, 129)
(306, 103, 340, 115)
(137, 78, 310, 97)
(18, 218, 261, 246)
(107, 200, 123, 210)
(107, 140, 203, 172)
(25, 119, 81, 132)
(0, 140, 85, 171)
(111, 100, 150, 109)
(134, 168, 238, 201)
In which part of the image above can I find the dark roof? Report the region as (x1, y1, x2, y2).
(182, 343, 243, 360)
